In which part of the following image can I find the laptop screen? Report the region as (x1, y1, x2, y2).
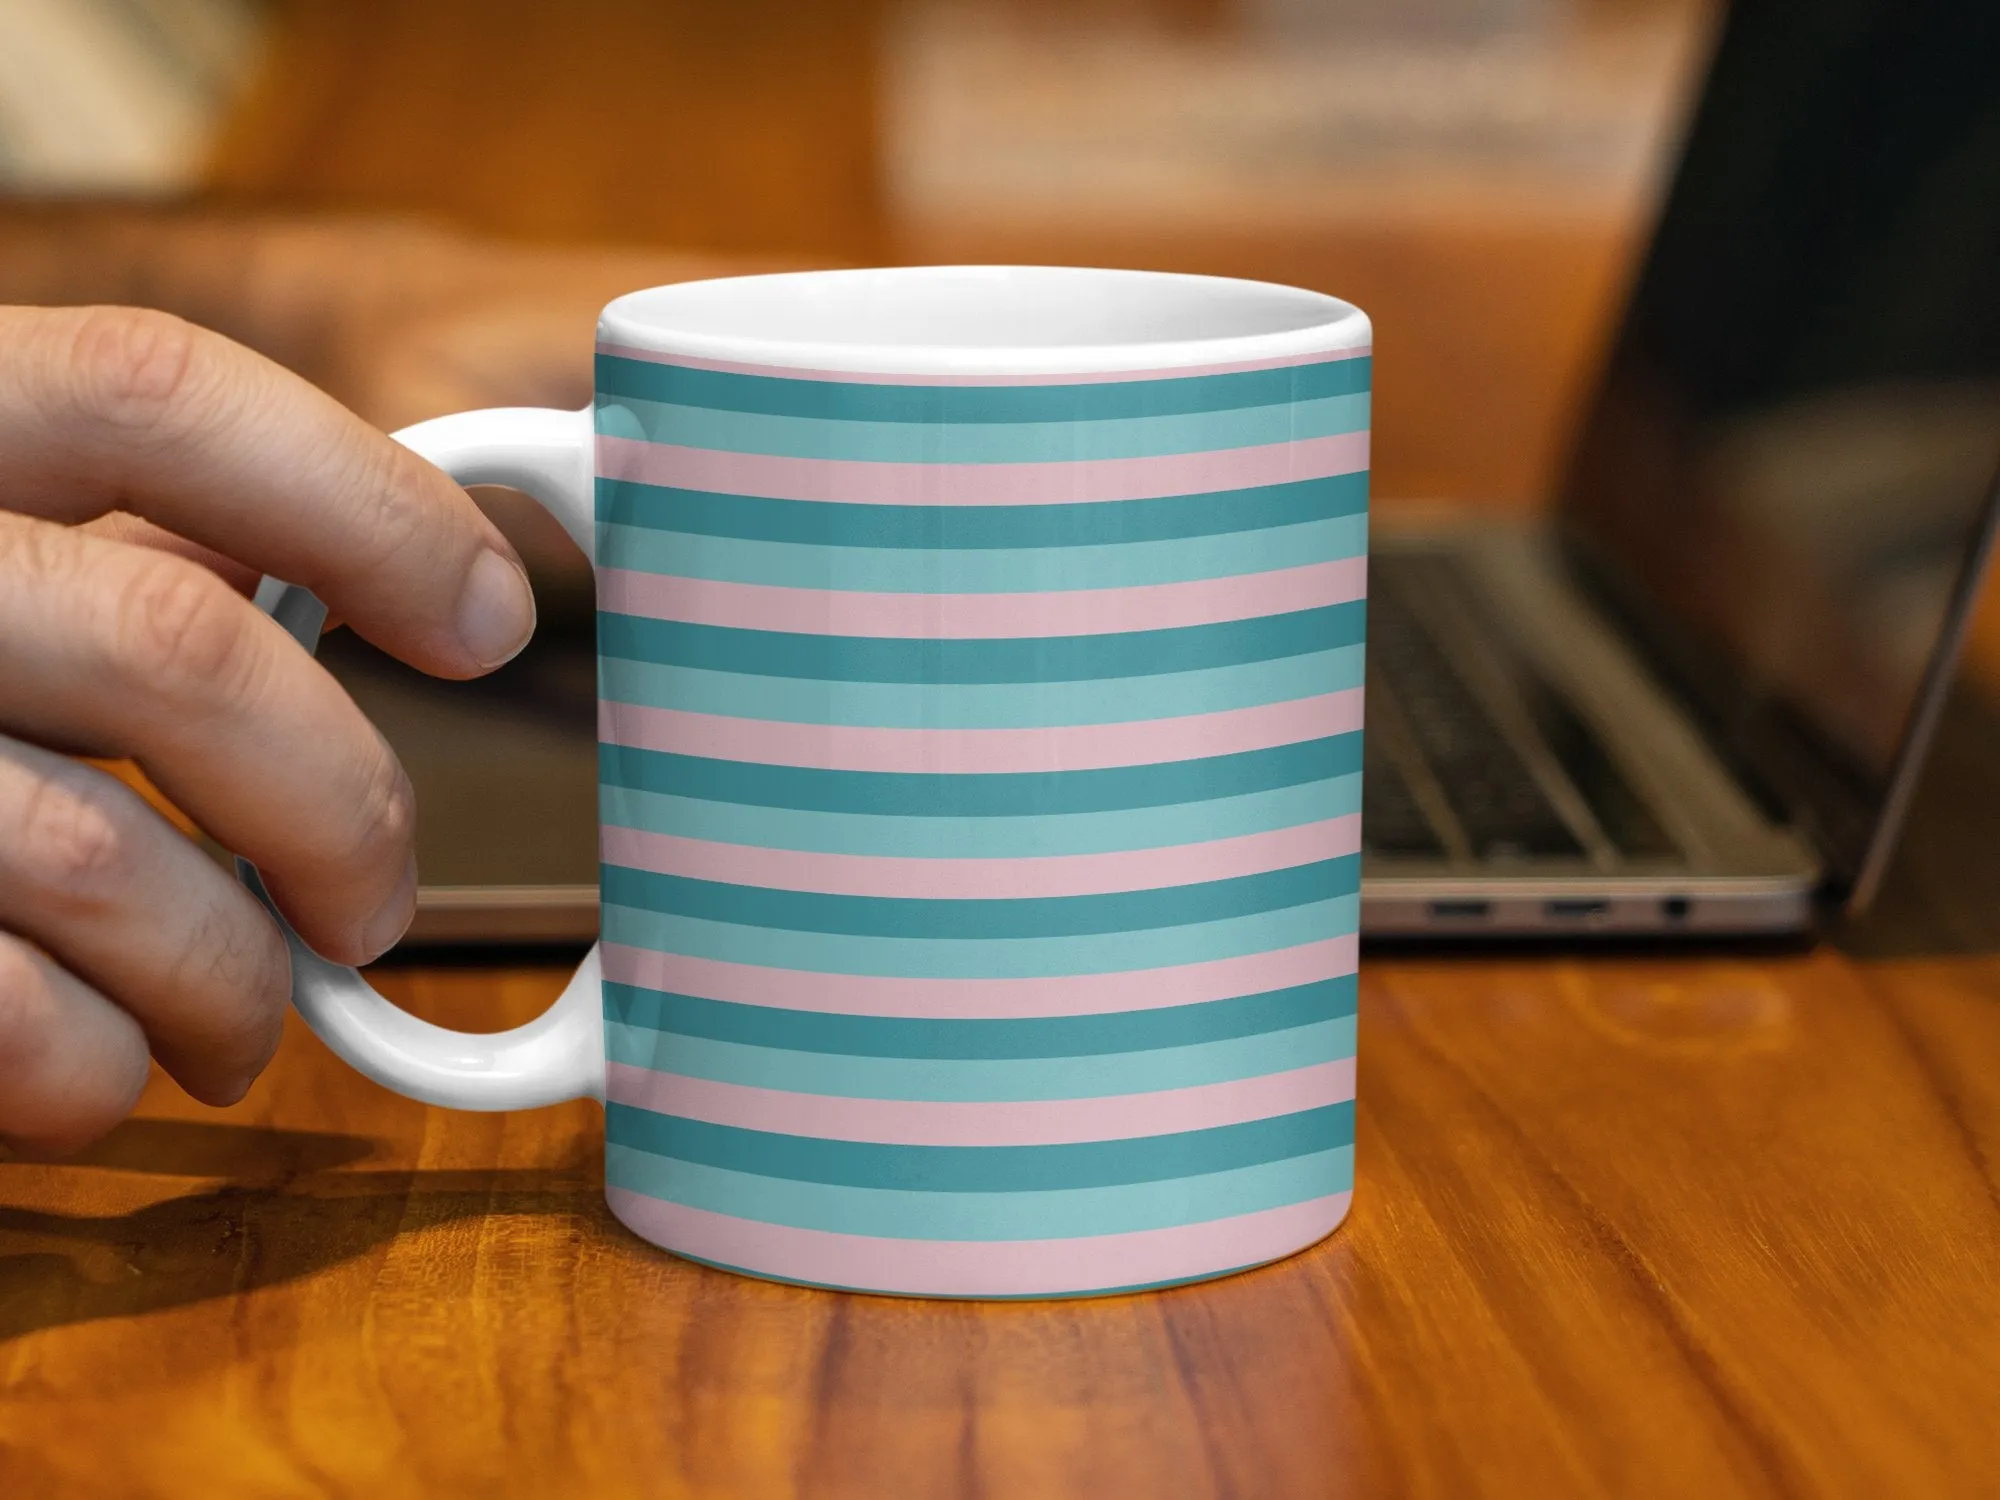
(1558, 0, 2000, 902)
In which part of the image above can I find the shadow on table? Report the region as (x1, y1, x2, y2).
(0, 1119, 597, 1347)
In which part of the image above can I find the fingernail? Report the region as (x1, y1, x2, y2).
(455, 548, 536, 669)
(360, 853, 418, 961)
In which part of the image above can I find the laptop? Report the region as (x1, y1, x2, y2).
(320, 0, 2000, 943)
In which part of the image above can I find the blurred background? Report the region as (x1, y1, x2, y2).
(7, 0, 1993, 945)
(0, 0, 1714, 506)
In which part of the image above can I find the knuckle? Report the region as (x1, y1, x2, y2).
(0, 511, 67, 582)
(11, 768, 132, 910)
(168, 902, 289, 1069)
(64, 307, 204, 435)
(115, 557, 255, 697)
(342, 443, 432, 572)
(346, 745, 417, 870)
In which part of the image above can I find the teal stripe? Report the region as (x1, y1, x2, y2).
(597, 646, 1365, 728)
(604, 1100, 1352, 1192)
(601, 893, 1360, 977)
(604, 973, 1357, 1058)
(595, 473, 1368, 548)
(604, 1143, 1354, 1239)
(600, 392, 1369, 463)
(606, 1016, 1356, 1099)
(600, 774, 1361, 857)
(600, 855, 1359, 939)
(598, 602, 1365, 682)
(596, 352, 1371, 423)
(597, 514, 1368, 593)
(598, 734, 1363, 815)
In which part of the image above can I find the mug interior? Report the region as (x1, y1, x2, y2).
(600, 266, 1367, 375)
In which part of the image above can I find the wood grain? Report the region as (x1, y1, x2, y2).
(4, 943, 1998, 1498)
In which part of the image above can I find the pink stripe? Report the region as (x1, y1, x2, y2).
(600, 815, 1360, 899)
(597, 340, 1370, 385)
(604, 1058, 1356, 1147)
(598, 934, 1358, 1018)
(596, 430, 1368, 506)
(598, 690, 1361, 773)
(597, 557, 1366, 637)
(604, 1187, 1352, 1296)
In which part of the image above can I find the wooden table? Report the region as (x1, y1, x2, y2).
(7, 703, 2000, 1498)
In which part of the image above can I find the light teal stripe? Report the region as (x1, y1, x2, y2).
(605, 1016, 1355, 1100)
(597, 645, 1365, 727)
(601, 894, 1359, 977)
(606, 392, 1370, 463)
(597, 514, 1368, 592)
(600, 774, 1361, 857)
(604, 1143, 1354, 1240)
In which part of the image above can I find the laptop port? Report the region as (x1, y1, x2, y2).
(1660, 896, 1692, 922)
(1545, 898, 1610, 920)
(1427, 900, 1491, 920)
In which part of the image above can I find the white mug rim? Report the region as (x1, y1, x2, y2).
(598, 265, 1370, 378)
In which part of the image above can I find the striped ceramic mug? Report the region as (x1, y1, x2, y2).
(246, 266, 1370, 1298)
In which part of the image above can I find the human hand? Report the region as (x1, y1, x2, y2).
(0, 306, 537, 1154)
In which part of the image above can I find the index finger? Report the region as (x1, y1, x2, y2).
(0, 305, 535, 676)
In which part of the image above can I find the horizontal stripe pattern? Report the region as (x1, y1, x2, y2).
(598, 649, 1366, 728)
(600, 735, 1362, 815)
(597, 556, 1366, 636)
(604, 1016, 1356, 1101)
(606, 1149, 1353, 1242)
(601, 775, 1361, 859)
(597, 934, 1358, 1018)
(602, 894, 1359, 977)
(599, 431, 1368, 507)
(603, 1187, 1351, 1297)
(597, 513, 1369, 593)
(600, 856, 1359, 939)
(598, 690, 1362, 773)
(604, 1058, 1356, 1145)
(596, 343, 1365, 1295)
(599, 813, 1360, 898)
(598, 472, 1368, 548)
(606, 1099, 1353, 1190)
(601, 391, 1368, 462)
(596, 346, 1370, 409)
(605, 974, 1357, 1056)
(598, 604, 1365, 682)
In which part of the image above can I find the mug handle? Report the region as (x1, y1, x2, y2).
(239, 406, 605, 1110)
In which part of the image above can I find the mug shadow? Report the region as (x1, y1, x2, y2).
(0, 1119, 597, 1346)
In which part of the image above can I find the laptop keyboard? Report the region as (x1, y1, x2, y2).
(1366, 576, 1584, 860)
(1362, 553, 1677, 865)
(1360, 733, 1447, 857)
